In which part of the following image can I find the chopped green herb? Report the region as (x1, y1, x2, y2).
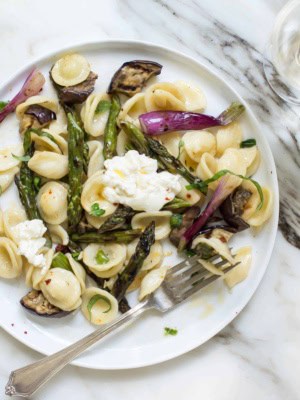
(33, 176, 41, 192)
(95, 100, 111, 115)
(170, 213, 183, 229)
(186, 169, 264, 210)
(51, 252, 72, 272)
(177, 139, 185, 160)
(96, 249, 110, 264)
(164, 327, 178, 336)
(185, 249, 196, 257)
(71, 251, 81, 261)
(90, 203, 106, 217)
(87, 294, 112, 320)
(240, 138, 256, 148)
(12, 154, 31, 162)
(0, 101, 8, 111)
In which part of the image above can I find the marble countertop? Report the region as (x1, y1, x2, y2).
(0, 0, 299, 399)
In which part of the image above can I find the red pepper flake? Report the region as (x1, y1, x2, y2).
(186, 194, 191, 199)
(220, 236, 226, 243)
(24, 331, 28, 335)
(165, 197, 171, 201)
(45, 279, 51, 285)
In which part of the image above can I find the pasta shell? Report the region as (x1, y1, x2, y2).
(0, 144, 23, 171)
(175, 80, 207, 111)
(47, 224, 69, 245)
(192, 236, 235, 265)
(224, 247, 252, 288)
(0, 166, 19, 194)
(139, 265, 168, 301)
(37, 181, 68, 225)
(66, 254, 86, 292)
(0, 210, 4, 235)
(16, 95, 58, 119)
(145, 82, 186, 111)
(242, 182, 273, 227)
(131, 211, 172, 240)
(0, 237, 23, 279)
(158, 131, 182, 158)
(182, 130, 216, 163)
(83, 243, 126, 273)
(87, 141, 104, 177)
(40, 268, 82, 311)
(177, 177, 203, 206)
(116, 130, 130, 156)
(51, 54, 91, 87)
(216, 122, 243, 157)
(28, 151, 68, 179)
(81, 287, 118, 325)
(31, 248, 54, 290)
(3, 207, 27, 244)
(81, 93, 110, 137)
(118, 93, 146, 126)
(81, 171, 117, 216)
(196, 153, 218, 182)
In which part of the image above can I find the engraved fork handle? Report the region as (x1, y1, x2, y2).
(5, 300, 149, 398)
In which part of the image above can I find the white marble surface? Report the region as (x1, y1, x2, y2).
(0, 0, 300, 399)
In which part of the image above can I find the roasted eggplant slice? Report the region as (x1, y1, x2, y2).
(108, 60, 162, 97)
(20, 289, 69, 318)
(220, 187, 252, 232)
(51, 71, 98, 105)
(25, 104, 56, 125)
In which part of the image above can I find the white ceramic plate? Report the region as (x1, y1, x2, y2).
(0, 40, 279, 370)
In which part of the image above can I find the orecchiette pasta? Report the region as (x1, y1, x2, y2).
(81, 93, 110, 137)
(192, 236, 235, 265)
(0, 237, 23, 279)
(0, 144, 23, 171)
(177, 177, 203, 205)
(158, 131, 182, 158)
(66, 253, 86, 292)
(242, 181, 273, 227)
(116, 130, 130, 156)
(81, 171, 117, 216)
(0, 210, 4, 235)
(37, 181, 68, 225)
(216, 122, 243, 156)
(196, 152, 218, 182)
(118, 93, 147, 126)
(131, 211, 172, 240)
(139, 264, 168, 301)
(30, 249, 54, 290)
(179, 148, 198, 172)
(3, 207, 27, 244)
(87, 141, 104, 178)
(31, 130, 68, 155)
(0, 167, 19, 194)
(85, 212, 109, 230)
(182, 130, 216, 162)
(224, 247, 252, 288)
(40, 268, 82, 311)
(83, 243, 126, 277)
(28, 151, 68, 179)
(47, 224, 69, 245)
(81, 287, 119, 325)
(51, 53, 90, 87)
(145, 82, 186, 111)
(175, 80, 207, 111)
(48, 106, 67, 134)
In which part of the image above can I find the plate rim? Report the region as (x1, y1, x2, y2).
(0, 39, 279, 370)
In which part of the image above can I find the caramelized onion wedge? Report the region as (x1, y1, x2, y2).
(108, 60, 162, 97)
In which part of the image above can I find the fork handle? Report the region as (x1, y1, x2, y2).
(5, 300, 149, 398)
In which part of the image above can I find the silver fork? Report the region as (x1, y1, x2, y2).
(5, 255, 236, 398)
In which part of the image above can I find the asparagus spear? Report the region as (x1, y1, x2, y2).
(121, 121, 150, 155)
(146, 136, 205, 191)
(103, 94, 121, 159)
(67, 112, 85, 232)
(15, 129, 40, 220)
(163, 197, 191, 212)
(112, 222, 155, 301)
(71, 229, 142, 244)
(98, 205, 135, 233)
